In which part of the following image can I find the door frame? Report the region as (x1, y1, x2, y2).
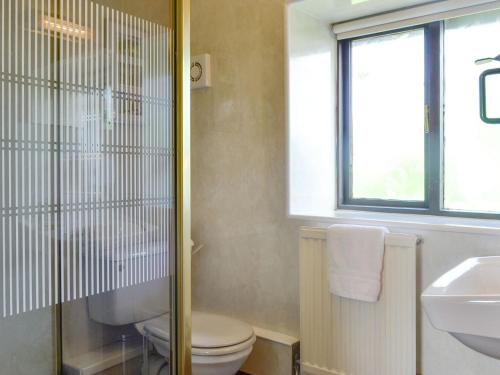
(172, 0, 192, 374)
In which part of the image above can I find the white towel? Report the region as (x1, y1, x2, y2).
(327, 224, 389, 302)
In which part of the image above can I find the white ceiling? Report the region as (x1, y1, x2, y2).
(290, 0, 441, 23)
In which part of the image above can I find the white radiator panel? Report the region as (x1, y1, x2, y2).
(300, 227, 417, 375)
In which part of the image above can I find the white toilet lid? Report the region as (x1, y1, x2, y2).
(192, 312, 254, 348)
(137, 311, 254, 349)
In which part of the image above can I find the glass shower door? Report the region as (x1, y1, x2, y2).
(0, 0, 186, 373)
(1, 0, 61, 372)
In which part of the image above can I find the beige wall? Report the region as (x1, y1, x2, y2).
(192, 2, 500, 374)
(191, 0, 300, 337)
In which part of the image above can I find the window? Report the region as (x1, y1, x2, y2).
(339, 10, 500, 218)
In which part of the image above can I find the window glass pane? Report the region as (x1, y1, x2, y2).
(485, 73, 500, 119)
(444, 11, 500, 212)
(350, 29, 425, 201)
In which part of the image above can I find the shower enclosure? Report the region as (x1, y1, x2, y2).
(0, 0, 190, 373)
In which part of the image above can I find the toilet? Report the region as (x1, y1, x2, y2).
(87, 277, 255, 375)
(135, 312, 256, 375)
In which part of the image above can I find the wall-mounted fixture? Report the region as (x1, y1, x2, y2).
(480, 68, 500, 124)
(191, 54, 211, 90)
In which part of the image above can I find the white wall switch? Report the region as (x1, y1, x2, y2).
(191, 54, 212, 90)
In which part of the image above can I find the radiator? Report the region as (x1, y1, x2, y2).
(300, 227, 417, 375)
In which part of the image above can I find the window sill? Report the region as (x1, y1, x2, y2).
(290, 209, 500, 236)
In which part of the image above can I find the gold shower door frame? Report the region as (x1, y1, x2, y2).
(172, 0, 191, 374)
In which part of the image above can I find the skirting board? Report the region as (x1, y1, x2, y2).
(241, 326, 300, 375)
(63, 337, 142, 375)
(301, 362, 343, 375)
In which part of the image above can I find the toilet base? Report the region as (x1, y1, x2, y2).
(142, 354, 169, 375)
(191, 346, 253, 375)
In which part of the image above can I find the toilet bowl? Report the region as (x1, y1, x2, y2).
(86, 256, 254, 375)
(135, 311, 256, 375)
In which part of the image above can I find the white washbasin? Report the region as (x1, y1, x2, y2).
(421, 256, 500, 359)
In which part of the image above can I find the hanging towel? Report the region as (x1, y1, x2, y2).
(327, 224, 389, 302)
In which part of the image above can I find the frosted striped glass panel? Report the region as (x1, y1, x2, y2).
(0, 0, 174, 317)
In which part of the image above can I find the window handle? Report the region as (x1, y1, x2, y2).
(424, 104, 430, 134)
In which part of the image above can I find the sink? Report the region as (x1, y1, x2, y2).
(421, 256, 500, 359)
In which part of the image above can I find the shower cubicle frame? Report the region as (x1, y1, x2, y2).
(172, 0, 192, 374)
